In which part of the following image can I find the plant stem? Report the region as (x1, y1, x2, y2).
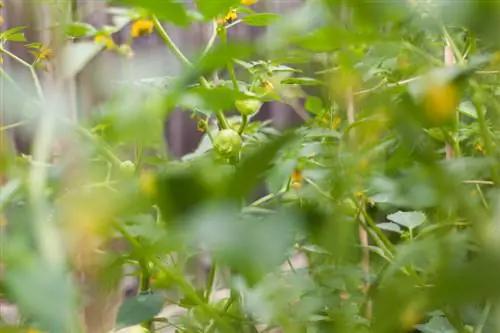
(218, 27, 239, 92)
(152, 16, 192, 67)
(204, 262, 217, 302)
(113, 223, 235, 332)
(472, 87, 499, 183)
(474, 301, 492, 333)
(152, 16, 229, 130)
(202, 20, 219, 57)
(0, 47, 45, 103)
(238, 115, 248, 135)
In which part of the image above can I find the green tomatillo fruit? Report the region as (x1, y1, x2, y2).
(235, 99, 263, 116)
(213, 129, 242, 159)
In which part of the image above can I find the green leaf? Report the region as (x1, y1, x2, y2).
(387, 211, 426, 230)
(115, 293, 164, 330)
(65, 22, 97, 38)
(281, 77, 323, 86)
(304, 96, 324, 115)
(113, 0, 190, 26)
(459, 101, 477, 119)
(0, 27, 26, 42)
(180, 85, 247, 113)
(187, 204, 303, 286)
(227, 131, 296, 201)
(242, 13, 280, 26)
(377, 222, 402, 234)
(155, 166, 214, 227)
(415, 316, 456, 333)
(4, 259, 78, 332)
(60, 42, 105, 80)
(196, 0, 240, 19)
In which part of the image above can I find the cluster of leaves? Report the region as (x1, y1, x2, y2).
(4, 0, 500, 333)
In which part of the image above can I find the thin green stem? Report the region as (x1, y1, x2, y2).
(113, 222, 235, 332)
(472, 86, 499, 183)
(0, 47, 45, 103)
(474, 301, 492, 333)
(152, 16, 192, 67)
(237, 115, 248, 135)
(202, 20, 219, 57)
(204, 261, 217, 302)
(152, 16, 229, 130)
(219, 27, 239, 92)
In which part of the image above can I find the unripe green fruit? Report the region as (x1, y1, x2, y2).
(235, 99, 263, 116)
(213, 129, 242, 158)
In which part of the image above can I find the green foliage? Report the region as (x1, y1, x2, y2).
(4, 0, 500, 333)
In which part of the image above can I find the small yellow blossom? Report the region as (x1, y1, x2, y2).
(0, 16, 4, 26)
(27, 329, 44, 333)
(290, 169, 303, 190)
(355, 191, 364, 199)
(0, 214, 6, 228)
(261, 80, 273, 90)
(0, 55, 3, 65)
(474, 143, 484, 153)
(94, 34, 115, 49)
(241, 0, 258, 5)
(131, 19, 154, 38)
(217, 10, 238, 25)
(36, 46, 53, 61)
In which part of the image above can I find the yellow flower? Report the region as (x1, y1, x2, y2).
(261, 80, 273, 90)
(241, 0, 257, 5)
(217, 10, 238, 25)
(290, 169, 303, 190)
(474, 142, 484, 153)
(131, 19, 154, 38)
(0, 16, 4, 26)
(36, 46, 53, 61)
(94, 34, 115, 49)
(0, 55, 3, 65)
(27, 329, 44, 333)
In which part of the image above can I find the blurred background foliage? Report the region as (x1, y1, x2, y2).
(2, 0, 500, 332)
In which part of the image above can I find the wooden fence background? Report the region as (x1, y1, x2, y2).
(2, 0, 305, 158)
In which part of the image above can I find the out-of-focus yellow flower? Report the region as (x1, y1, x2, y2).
(241, 0, 257, 5)
(131, 19, 154, 38)
(290, 169, 303, 190)
(423, 82, 459, 125)
(474, 142, 484, 153)
(217, 10, 238, 25)
(35, 46, 53, 62)
(261, 79, 273, 90)
(140, 170, 157, 197)
(0, 16, 4, 26)
(94, 34, 115, 49)
(0, 55, 3, 65)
